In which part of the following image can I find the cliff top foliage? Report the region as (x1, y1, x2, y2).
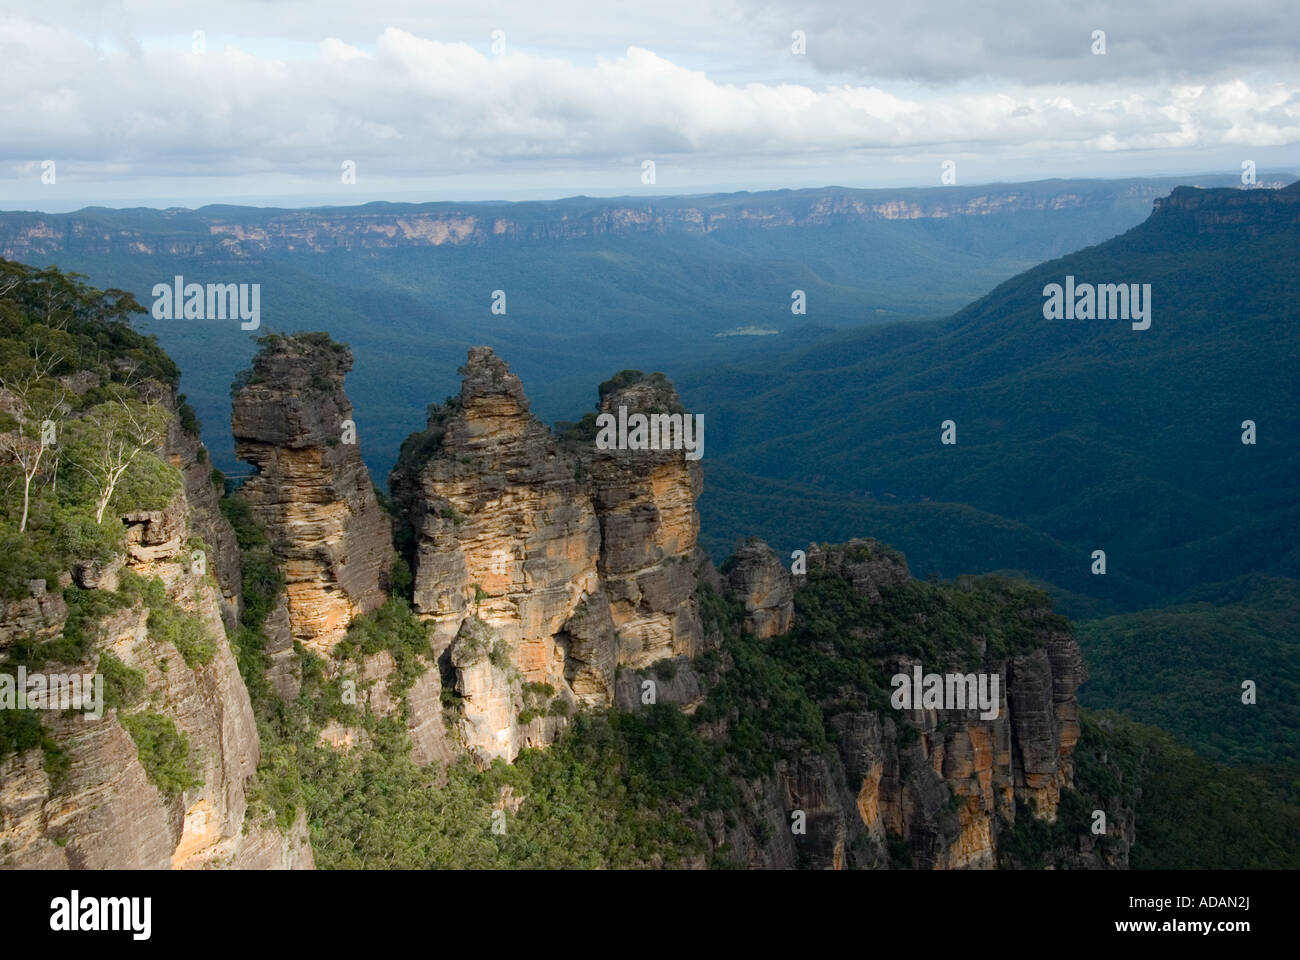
(254, 329, 351, 359)
(230, 330, 352, 401)
(389, 395, 463, 479)
(693, 562, 1064, 779)
(555, 369, 687, 443)
(0, 260, 179, 387)
(597, 369, 686, 413)
(0, 260, 183, 601)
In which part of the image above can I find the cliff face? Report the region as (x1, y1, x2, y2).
(1152, 180, 1300, 232)
(391, 349, 709, 761)
(723, 541, 794, 639)
(707, 538, 1109, 870)
(585, 376, 706, 666)
(231, 334, 391, 654)
(0, 389, 313, 870)
(164, 393, 242, 631)
(4, 179, 1289, 260)
(388, 348, 606, 762)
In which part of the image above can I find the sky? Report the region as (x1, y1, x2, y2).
(1, 0, 1297, 211)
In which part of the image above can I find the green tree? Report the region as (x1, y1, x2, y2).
(0, 345, 70, 531)
(63, 389, 168, 523)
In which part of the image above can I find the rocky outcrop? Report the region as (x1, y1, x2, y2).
(223, 335, 452, 770)
(613, 657, 707, 713)
(804, 539, 911, 601)
(318, 644, 456, 767)
(231, 333, 391, 654)
(261, 597, 301, 702)
(723, 540, 794, 639)
(390, 348, 608, 725)
(584, 374, 705, 664)
(405, 661, 458, 768)
(391, 350, 710, 760)
(0, 580, 67, 648)
(709, 538, 1101, 870)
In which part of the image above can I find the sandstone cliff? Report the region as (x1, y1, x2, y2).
(584, 374, 706, 666)
(390, 349, 710, 762)
(231, 332, 391, 655)
(0, 382, 313, 870)
(652, 538, 1118, 870)
(722, 540, 794, 639)
(5, 179, 1289, 261)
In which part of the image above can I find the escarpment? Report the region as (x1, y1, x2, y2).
(1, 379, 312, 870)
(385, 350, 1105, 871)
(231, 332, 391, 654)
(226, 333, 449, 767)
(165, 392, 242, 631)
(390, 349, 711, 761)
(702, 538, 1117, 870)
(388, 348, 607, 761)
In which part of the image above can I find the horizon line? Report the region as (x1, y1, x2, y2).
(3, 170, 1297, 218)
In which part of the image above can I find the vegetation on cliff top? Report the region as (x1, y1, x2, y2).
(0, 259, 181, 602)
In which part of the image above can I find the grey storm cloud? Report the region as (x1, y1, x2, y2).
(753, 0, 1300, 83)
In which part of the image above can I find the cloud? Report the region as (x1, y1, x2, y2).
(0, 8, 1296, 195)
(745, 0, 1300, 84)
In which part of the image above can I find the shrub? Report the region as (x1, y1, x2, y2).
(488, 641, 512, 672)
(110, 451, 183, 515)
(177, 395, 201, 436)
(120, 711, 200, 794)
(99, 651, 146, 709)
(51, 507, 122, 565)
(336, 597, 432, 695)
(0, 530, 60, 601)
(147, 599, 216, 668)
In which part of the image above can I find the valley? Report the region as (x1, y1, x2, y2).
(1, 176, 1296, 871)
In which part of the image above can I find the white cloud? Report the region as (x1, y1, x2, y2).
(0, 4, 1296, 201)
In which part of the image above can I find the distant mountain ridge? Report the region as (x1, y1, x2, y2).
(8, 173, 1271, 484)
(2, 174, 1289, 260)
(687, 178, 1300, 613)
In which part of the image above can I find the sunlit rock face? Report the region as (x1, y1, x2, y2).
(231, 333, 391, 655)
(390, 350, 710, 759)
(584, 374, 706, 666)
(723, 540, 794, 640)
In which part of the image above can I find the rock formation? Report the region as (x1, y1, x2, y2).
(390, 349, 710, 761)
(723, 540, 794, 639)
(708, 538, 1098, 870)
(231, 333, 391, 654)
(584, 373, 706, 664)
